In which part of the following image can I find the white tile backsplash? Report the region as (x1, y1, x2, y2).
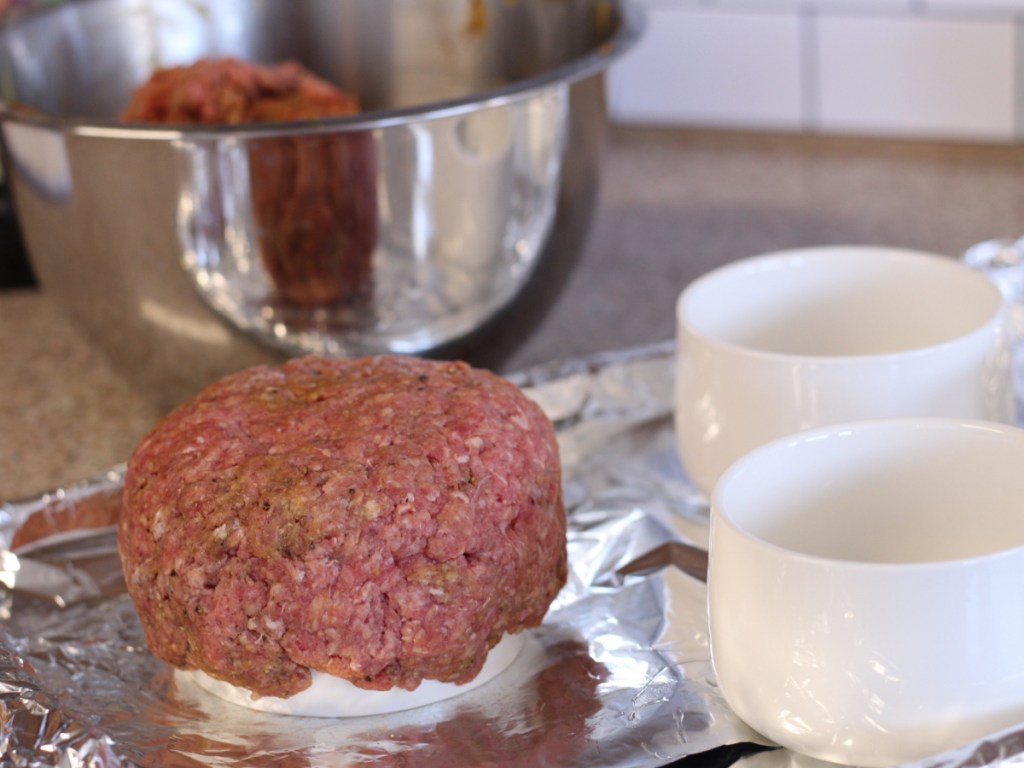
(816, 15, 1015, 140)
(608, 10, 803, 129)
(610, 0, 1024, 142)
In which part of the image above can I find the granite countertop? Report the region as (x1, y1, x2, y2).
(3, 124, 1024, 502)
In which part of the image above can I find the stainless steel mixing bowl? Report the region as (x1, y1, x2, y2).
(0, 0, 641, 408)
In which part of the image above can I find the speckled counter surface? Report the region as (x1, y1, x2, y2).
(3, 125, 1024, 501)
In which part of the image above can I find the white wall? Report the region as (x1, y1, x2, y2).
(608, 0, 1024, 142)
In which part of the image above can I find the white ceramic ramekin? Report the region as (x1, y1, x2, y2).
(676, 245, 1013, 495)
(708, 418, 1024, 766)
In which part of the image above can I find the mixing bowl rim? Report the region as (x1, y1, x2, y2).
(0, 0, 645, 139)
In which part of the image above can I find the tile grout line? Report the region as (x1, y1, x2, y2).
(800, 3, 820, 133)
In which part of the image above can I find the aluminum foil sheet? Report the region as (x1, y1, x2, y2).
(3, 341, 1023, 767)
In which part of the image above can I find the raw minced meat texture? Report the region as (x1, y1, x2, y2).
(118, 355, 567, 698)
(118, 57, 360, 124)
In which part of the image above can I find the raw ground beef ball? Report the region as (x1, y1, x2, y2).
(118, 355, 567, 699)
(120, 57, 377, 307)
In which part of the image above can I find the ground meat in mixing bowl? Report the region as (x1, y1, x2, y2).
(118, 355, 567, 699)
(120, 57, 376, 307)
(118, 57, 360, 124)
